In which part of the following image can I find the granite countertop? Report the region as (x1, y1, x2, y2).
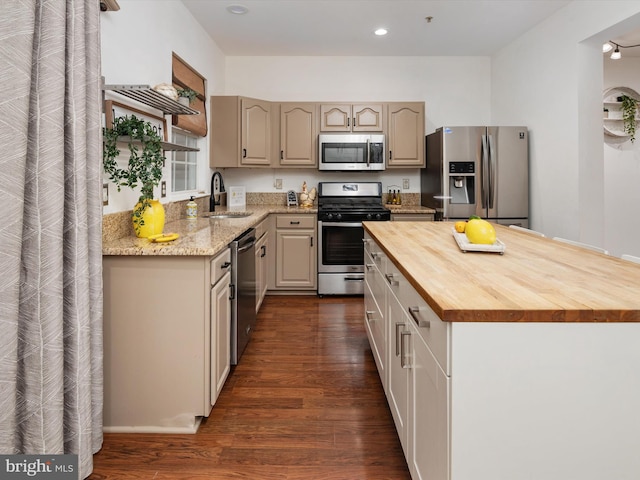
(364, 221, 640, 323)
(102, 205, 317, 256)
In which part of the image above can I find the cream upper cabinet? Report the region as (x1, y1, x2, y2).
(280, 102, 317, 167)
(387, 102, 425, 168)
(210, 96, 273, 168)
(319, 103, 384, 132)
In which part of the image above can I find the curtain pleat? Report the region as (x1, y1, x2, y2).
(0, 1, 103, 478)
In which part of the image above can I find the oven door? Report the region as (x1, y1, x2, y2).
(318, 221, 365, 273)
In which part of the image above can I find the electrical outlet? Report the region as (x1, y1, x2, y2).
(161, 181, 167, 198)
(403, 179, 410, 190)
(275, 178, 283, 189)
(102, 183, 109, 206)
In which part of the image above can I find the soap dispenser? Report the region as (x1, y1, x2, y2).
(186, 196, 198, 219)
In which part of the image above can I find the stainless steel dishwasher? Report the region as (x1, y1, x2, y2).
(229, 228, 257, 365)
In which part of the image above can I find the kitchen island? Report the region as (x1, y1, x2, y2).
(363, 221, 640, 480)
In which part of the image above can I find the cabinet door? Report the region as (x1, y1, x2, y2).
(387, 292, 411, 456)
(387, 102, 425, 167)
(275, 229, 316, 289)
(352, 103, 384, 132)
(319, 104, 351, 131)
(280, 103, 317, 166)
(255, 232, 268, 313)
(241, 98, 271, 165)
(410, 326, 450, 480)
(211, 270, 231, 405)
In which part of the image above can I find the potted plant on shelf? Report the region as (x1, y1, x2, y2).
(176, 87, 198, 106)
(620, 94, 639, 142)
(103, 114, 166, 237)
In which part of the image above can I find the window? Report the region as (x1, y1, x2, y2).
(171, 131, 198, 193)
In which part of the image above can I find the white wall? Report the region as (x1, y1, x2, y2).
(603, 57, 640, 257)
(222, 56, 491, 196)
(100, 0, 225, 214)
(491, 1, 640, 256)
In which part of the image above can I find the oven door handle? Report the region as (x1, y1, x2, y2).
(319, 222, 363, 227)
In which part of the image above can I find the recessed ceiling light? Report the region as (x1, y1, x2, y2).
(226, 4, 248, 14)
(374, 28, 388, 36)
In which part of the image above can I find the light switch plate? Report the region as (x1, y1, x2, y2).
(403, 179, 410, 189)
(102, 183, 109, 205)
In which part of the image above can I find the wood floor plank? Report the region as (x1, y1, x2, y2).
(89, 295, 410, 479)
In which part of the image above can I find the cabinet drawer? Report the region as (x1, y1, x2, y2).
(275, 215, 315, 229)
(364, 234, 386, 270)
(385, 260, 450, 375)
(210, 248, 231, 285)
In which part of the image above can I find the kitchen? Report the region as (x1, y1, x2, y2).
(4, 1, 640, 479)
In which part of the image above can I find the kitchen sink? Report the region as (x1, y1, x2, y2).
(202, 211, 253, 219)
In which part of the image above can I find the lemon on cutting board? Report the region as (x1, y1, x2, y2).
(465, 218, 496, 244)
(454, 221, 467, 233)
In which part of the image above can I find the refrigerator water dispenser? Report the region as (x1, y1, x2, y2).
(448, 162, 475, 204)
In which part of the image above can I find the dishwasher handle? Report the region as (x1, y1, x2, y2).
(237, 240, 255, 254)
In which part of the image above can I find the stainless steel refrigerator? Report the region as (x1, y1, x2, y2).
(421, 126, 529, 227)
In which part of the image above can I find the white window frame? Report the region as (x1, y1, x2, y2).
(171, 129, 199, 197)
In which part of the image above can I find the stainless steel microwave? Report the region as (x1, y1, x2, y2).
(318, 134, 385, 171)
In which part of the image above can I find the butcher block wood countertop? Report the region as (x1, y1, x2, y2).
(363, 221, 640, 323)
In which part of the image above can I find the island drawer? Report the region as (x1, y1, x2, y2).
(385, 260, 450, 375)
(275, 215, 315, 229)
(210, 248, 231, 285)
(364, 233, 386, 270)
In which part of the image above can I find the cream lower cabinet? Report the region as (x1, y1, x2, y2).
(210, 249, 232, 405)
(255, 218, 269, 312)
(364, 242, 387, 387)
(364, 231, 450, 480)
(274, 214, 317, 290)
(103, 249, 231, 433)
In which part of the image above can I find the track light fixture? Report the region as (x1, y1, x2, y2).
(602, 41, 640, 60)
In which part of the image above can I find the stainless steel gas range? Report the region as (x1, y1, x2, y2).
(317, 182, 391, 296)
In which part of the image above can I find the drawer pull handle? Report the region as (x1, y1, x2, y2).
(408, 306, 430, 328)
(221, 261, 231, 270)
(290, 221, 300, 225)
(395, 322, 405, 356)
(400, 331, 411, 369)
(385, 273, 399, 286)
(365, 263, 374, 271)
(365, 310, 375, 322)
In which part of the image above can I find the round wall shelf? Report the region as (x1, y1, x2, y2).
(603, 86, 640, 139)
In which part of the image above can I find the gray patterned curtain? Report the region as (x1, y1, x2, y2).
(0, 1, 103, 478)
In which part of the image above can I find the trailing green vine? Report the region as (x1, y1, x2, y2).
(103, 115, 165, 230)
(620, 94, 638, 143)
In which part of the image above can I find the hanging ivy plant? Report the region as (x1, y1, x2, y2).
(620, 94, 638, 143)
(103, 115, 165, 227)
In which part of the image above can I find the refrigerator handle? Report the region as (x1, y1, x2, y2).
(481, 134, 489, 209)
(488, 134, 496, 209)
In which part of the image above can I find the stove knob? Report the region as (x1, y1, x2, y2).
(336, 213, 342, 221)
(366, 213, 373, 220)
(375, 213, 382, 220)
(326, 213, 333, 220)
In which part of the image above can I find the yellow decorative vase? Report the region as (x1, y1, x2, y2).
(133, 199, 165, 238)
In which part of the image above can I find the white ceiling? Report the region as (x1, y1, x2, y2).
(180, 0, 573, 57)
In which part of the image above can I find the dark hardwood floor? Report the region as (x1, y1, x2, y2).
(89, 295, 410, 479)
